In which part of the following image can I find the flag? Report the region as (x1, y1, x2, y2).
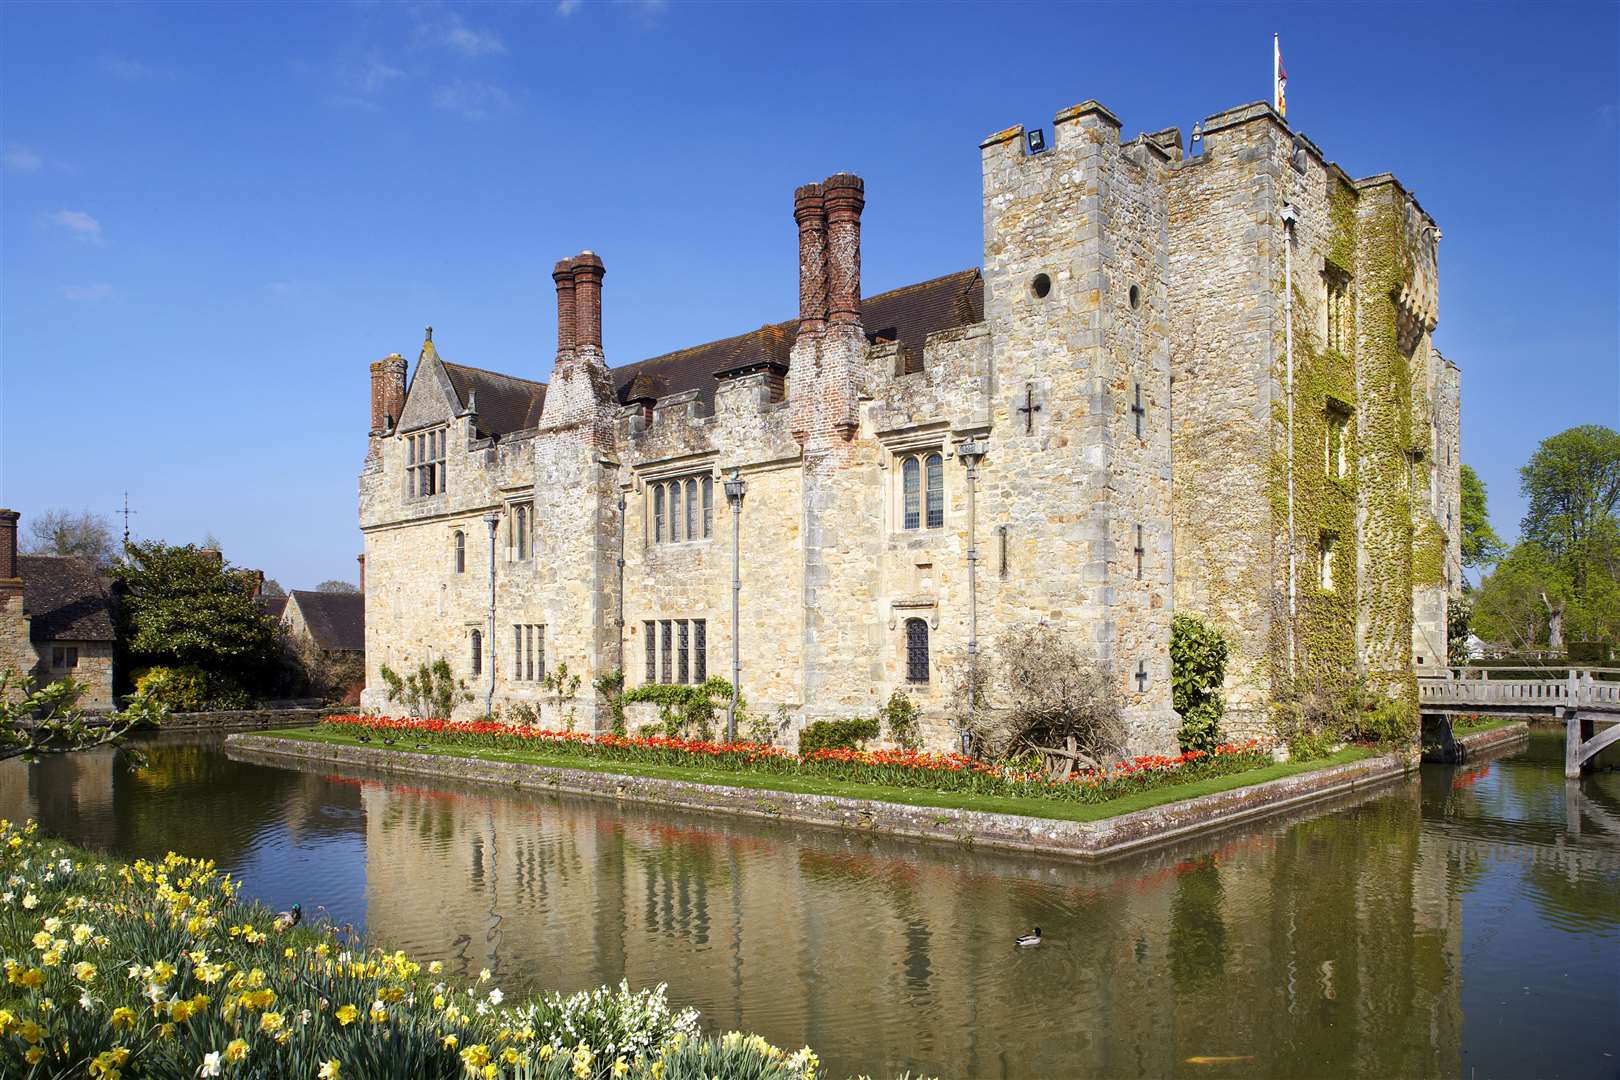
(1274, 34, 1288, 119)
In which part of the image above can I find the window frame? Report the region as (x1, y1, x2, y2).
(470, 629, 483, 677)
(904, 618, 929, 684)
(454, 530, 466, 574)
(646, 472, 716, 546)
(894, 447, 947, 533)
(406, 426, 448, 500)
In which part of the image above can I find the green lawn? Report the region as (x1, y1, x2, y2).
(255, 728, 1379, 824)
(1450, 715, 1521, 736)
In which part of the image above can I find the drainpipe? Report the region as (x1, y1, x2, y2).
(724, 469, 747, 742)
(1281, 203, 1298, 676)
(616, 493, 626, 640)
(483, 511, 501, 716)
(958, 438, 988, 755)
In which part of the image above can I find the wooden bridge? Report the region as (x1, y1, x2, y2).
(1418, 667, 1620, 778)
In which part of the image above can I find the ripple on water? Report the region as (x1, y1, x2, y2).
(2, 730, 1618, 1079)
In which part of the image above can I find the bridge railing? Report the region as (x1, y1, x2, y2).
(1418, 668, 1620, 711)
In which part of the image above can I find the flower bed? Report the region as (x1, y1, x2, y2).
(318, 715, 1273, 806)
(0, 819, 818, 1080)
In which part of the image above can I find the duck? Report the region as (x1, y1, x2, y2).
(356, 732, 372, 743)
(1015, 927, 1042, 948)
(274, 904, 302, 933)
(382, 736, 396, 746)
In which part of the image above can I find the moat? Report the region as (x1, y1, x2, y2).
(3, 729, 1616, 1079)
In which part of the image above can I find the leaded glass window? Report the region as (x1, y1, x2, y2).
(470, 629, 483, 677)
(677, 620, 690, 683)
(644, 621, 656, 682)
(693, 620, 706, 682)
(925, 453, 944, 529)
(653, 486, 664, 543)
(702, 477, 713, 537)
(905, 619, 929, 683)
(902, 457, 920, 530)
(660, 620, 673, 684)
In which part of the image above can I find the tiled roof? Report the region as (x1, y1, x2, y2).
(17, 555, 115, 642)
(287, 591, 365, 654)
(431, 268, 985, 430)
(443, 362, 547, 437)
(610, 268, 984, 409)
(256, 594, 289, 620)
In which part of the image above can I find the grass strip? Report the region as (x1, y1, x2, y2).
(253, 728, 1378, 824)
(1450, 716, 1520, 737)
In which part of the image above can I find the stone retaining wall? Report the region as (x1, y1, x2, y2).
(226, 733, 1413, 861)
(162, 708, 334, 732)
(1454, 720, 1530, 759)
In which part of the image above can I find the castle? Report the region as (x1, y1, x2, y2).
(358, 98, 1461, 752)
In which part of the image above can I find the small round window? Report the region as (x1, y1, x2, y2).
(1031, 273, 1052, 299)
(1128, 284, 1141, 309)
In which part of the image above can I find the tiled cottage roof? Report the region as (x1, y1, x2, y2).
(17, 555, 116, 642)
(287, 591, 365, 654)
(256, 594, 289, 620)
(443, 362, 548, 437)
(611, 268, 984, 409)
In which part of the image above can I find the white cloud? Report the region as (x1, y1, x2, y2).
(62, 283, 116, 302)
(48, 210, 103, 242)
(415, 9, 506, 57)
(101, 56, 158, 80)
(3, 146, 43, 172)
(556, 0, 582, 15)
(357, 56, 405, 95)
(433, 79, 512, 120)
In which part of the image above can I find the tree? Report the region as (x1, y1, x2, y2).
(315, 580, 360, 594)
(1, 669, 166, 762)
(113, 541, 282, 695)
(1520, 425, 1620, 592)
(972, 621, 1124, 773)
(1459, 465, 1503, 570)
(260, 578, 287, 597)
(22, 508, 116, 567)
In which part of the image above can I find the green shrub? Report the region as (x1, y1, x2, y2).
(797, 716, 879, 755)
(132, 665, 210, 712)
(1288, 729, 1339, 761)
(379, 659, 472, 718)
(1171, 613, 1229, 752)
(877, 690, 921, 750)
(593, 669, 627, 735)
(623, 678, 738, 741)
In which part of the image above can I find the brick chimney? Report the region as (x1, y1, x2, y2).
(0, 508, 21, 599)
(572, 251, 605, 354)
(823, 173, 864, 326)
(553, 258, 577, 360)
(794, 182, 827, 336)
(370, 353, 408, 434)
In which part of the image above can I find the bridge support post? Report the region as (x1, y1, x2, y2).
(1566, 709, 1597, 779)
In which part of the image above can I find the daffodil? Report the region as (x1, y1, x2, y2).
(197, 1050, 222, 1077)
(335, 1003, 358, 1026)
(319, 1061, 341, 1079)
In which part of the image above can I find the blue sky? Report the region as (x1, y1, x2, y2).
(3, 1, 1615, 588)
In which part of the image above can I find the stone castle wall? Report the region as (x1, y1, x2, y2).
(359, 97, 1456, 756)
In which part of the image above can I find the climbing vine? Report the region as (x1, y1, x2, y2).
(1265, 175, 1422, 735)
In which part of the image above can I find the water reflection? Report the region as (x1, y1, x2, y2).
(2, 729, 1615, 1079)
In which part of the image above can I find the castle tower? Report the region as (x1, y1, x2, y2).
(979, 103, 1178, 752)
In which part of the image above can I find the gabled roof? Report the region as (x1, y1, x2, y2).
(610, 268, 984, 410)
(443, 362, 547, 437)
(17, 555, 115, 642)
(286, 591, 365, 653)
(256, 594, 289, 620)
(414, 268, 985, 430)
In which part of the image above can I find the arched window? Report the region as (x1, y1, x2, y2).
(667, 482, 681, 542)
(470, 630, 483, 677)
(653, 485, 665, 543)
(514, 504, 530, 560)
(905, 619, 929, 683)
(702, 476, 713, 537)
(902, 457, 921, 530)
(685, 479, 697, 541)
(454, 531, 465, 574)
(925, 453, 944, 529)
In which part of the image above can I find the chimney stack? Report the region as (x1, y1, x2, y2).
(0, 509, 21, 596)
(794, 183, 827, 335)
(370, 353, 408, 434)
(823, 173, 865, 326)
(553, 258, 577, 359)
(572, 251, 605, 353)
